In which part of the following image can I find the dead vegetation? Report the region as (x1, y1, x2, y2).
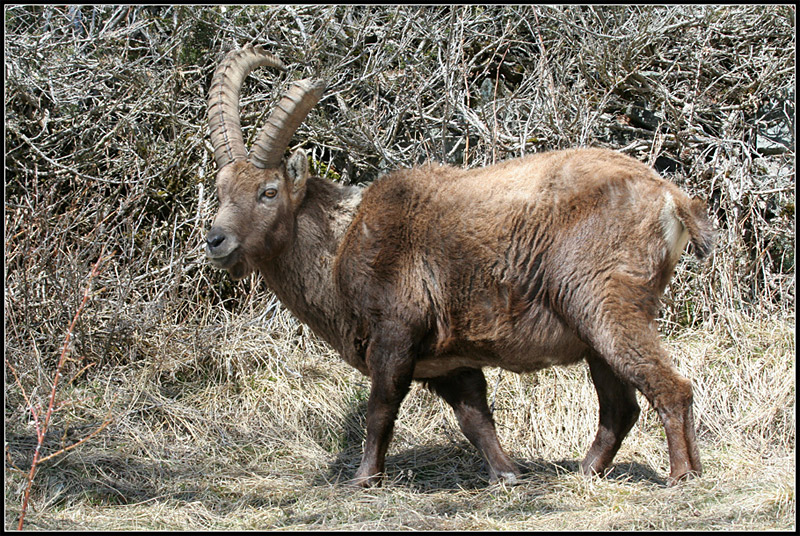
(4, 5, 795, 530)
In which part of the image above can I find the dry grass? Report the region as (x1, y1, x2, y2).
(5, 298, 794, 530)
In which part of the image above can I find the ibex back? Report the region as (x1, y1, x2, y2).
(205, 45, 714, 487)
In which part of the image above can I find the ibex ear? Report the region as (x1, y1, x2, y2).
(286, 149, 309, 202)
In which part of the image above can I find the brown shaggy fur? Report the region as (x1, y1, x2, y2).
(207, 147, 714, 487)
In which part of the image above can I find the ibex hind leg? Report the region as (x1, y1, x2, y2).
(585, 307, 702, 484)
(426, 368, 521, 484)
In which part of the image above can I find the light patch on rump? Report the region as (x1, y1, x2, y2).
(660, 192, 690, 265)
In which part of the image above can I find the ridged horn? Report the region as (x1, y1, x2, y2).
(207, 44, 285, 170)
(249, 78, 327, 169)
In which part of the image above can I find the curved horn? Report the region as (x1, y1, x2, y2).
(207, 44, 285, 170)
(249, 77, 327, 169)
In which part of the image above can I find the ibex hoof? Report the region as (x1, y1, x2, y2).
(667, 469, 701, 487)
(489, 469, 521, 486)
(349, 471, 384, 488)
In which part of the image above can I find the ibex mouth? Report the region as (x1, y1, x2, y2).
(206, 246, 252, 280)
(208, 253, 252, 280)
(206, 250, 233, 268)
(206, 226, 242, 270)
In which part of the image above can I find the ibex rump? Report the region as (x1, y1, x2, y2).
(205, 45, 714, 487)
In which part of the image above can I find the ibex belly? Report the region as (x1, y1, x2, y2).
(412, 300, 588, 378)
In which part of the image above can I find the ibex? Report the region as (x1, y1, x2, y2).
(205, 45, 714, 487)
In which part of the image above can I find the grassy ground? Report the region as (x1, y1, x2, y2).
(5, 304, 794, 531)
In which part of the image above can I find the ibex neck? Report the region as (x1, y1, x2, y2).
(259, 176, 362, 355)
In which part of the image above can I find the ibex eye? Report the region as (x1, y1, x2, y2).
(261, 188, 278, 199)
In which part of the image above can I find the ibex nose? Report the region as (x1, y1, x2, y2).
(206, 230, 225, 250)
(206, 227, 233, 258)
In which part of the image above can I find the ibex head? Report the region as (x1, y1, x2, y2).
(205, 45, 326, 279)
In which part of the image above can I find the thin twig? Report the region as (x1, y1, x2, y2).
(13, 249, 111, 531)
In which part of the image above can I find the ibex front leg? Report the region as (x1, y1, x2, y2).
(351, 324, 415, 487)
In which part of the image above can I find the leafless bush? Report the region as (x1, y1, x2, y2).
(4, 2, 794, 444)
